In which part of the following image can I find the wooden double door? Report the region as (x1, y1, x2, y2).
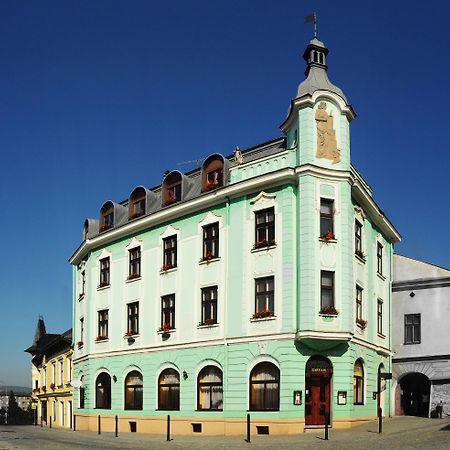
(304, 356, 332, 426)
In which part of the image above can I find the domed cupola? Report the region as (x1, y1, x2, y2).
(296, 38, 347, 103)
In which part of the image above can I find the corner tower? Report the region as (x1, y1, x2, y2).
(281, 37, 356, 170)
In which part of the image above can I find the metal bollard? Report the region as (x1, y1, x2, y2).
(73, 414, 76, 432)
(245, 413, 251, 443)
(50, 417, 52, 429)
(115, 415, 118, 437)
(40, 415, 43, 427)
(378, 408, 382, 433)
(98, 415, 101, 435)
(324, 413, 329, 440)
(166, 415, 171, 441)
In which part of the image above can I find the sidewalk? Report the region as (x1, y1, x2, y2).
(0, 416, 449, 449)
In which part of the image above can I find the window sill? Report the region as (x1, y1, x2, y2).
(250, 315, 276, 323)
(251, 245, 276, 253)
(319, 313, 338, 318)
(355, 254, 366, 264)
(126, 276, 141, 283)
(160, 267, 177, 274)
(377, 333, 386, 339)
(195, 409, 223, 412)
(95, 338, 109, 343)
(403, 342, 420, 345)
(197, 323, 219, 329)
(97, 284, 110, 291)
(157, 329, 176, 335)
(199, 257, 220, 265)
(124, 333, 140, 339)
(377, 272, 386, 282)
(318, 238, 337, 243)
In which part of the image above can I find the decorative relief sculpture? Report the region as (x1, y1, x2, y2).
(315, 102, 340, 164)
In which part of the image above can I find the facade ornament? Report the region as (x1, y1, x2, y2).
(315, 102, 340, 164)
(257, 341, 268, 354)
(234, 146, 244, 165)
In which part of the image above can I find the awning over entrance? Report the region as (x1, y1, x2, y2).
(295, 331, 352, 351)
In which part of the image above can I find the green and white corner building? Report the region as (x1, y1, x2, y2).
(69, 37, 400, 435)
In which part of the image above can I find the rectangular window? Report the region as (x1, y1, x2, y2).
(163, 236, 177, 270)
(80, 270, 86, 297)
(255, 207, 275, 246)
(320, 271, 334, 309)
(320, 199, 334, 237)
(201, 286, 218, 325)
(80, 317, 84, 343)
(129, 248, 141, 279)
(404, 314, 421, 344)
(254, 277, 274, 317)
(127, 302, 139, 335)
(98, 309, 109, 339)
(377, 299, 383, 335)
(59, 360, 64, 385)
(167, 183, 181, 203)
(161, 294, 175, 329)
(202, 223, 219, 260)
(355, 220, 362, 256)
(103, 211, 114, 230)
(377, 243, 383, 275)
(67, 357, 72, 383)
(99, 257, 110, 287)
(132, 196, 145, 218)
(356, 286, 363, 321)
(52, 363, 56, 384)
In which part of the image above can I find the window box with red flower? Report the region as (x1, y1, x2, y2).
(319, 305, 339, 316)
(253, 239, 276, 250)
(127, 273, 141, 281)
(77, 341, 84, 349)
(96, 335, 108, 342)
(50, 383, 56, 390)
(42, 386, 47, 392)
(98, 281, 110, 289)
(205, 180, 219, 191)
(251, 309, 274, 320)
(319, 231, 336, 241)
(161, 264, 174, 272)
(198, 318, 217, 327)
(356, 318, 368, 329)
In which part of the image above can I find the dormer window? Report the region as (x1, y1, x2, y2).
(100, 203, 114, 232)
(129, 187, 146, 220)
(83, 221, 89, 241)
(163, 172, 182, 206)
(202, 155, 224, 192)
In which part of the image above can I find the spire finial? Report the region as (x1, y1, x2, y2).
(304, 12, 317, 38)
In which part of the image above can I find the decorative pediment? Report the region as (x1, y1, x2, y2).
(125, 236, 143, 250)
(98, 248, 112, 261)
(160, 224, 180, 239)
(250, 191, 276, 207)
(199, 211, 222, 227)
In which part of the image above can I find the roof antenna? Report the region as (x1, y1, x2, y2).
(177, 157, 206, 168)
(304, 12, 317, 38)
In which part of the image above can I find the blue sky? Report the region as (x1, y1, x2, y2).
(0, 0, 449, 387)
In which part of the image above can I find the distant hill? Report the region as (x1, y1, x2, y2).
(0, 386, 31, 396)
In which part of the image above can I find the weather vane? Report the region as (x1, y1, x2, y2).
(304, 12, 317, 38)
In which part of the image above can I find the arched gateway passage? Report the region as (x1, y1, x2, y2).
(305, 356, 333, 425)
(398, 373, 430, 417)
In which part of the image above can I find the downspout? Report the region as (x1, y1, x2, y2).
(224, 195, 231, 419)
(389, 244, 393, 417)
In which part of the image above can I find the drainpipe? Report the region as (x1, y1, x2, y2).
(224, 196, 231, 413)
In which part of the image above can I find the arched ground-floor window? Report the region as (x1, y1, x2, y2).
(96, 372, 111, 409)
(158, 369, 180, 410)
(198, 365, 223, 410)
(249, 362, 279, 411)
(125, 371, 143, 410)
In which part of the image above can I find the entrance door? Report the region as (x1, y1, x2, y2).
(305, 356, 332, 426)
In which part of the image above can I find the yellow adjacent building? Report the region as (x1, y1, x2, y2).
(25, 317, 73, 428)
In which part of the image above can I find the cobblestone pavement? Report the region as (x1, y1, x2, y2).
(0, 416, 449, 450)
